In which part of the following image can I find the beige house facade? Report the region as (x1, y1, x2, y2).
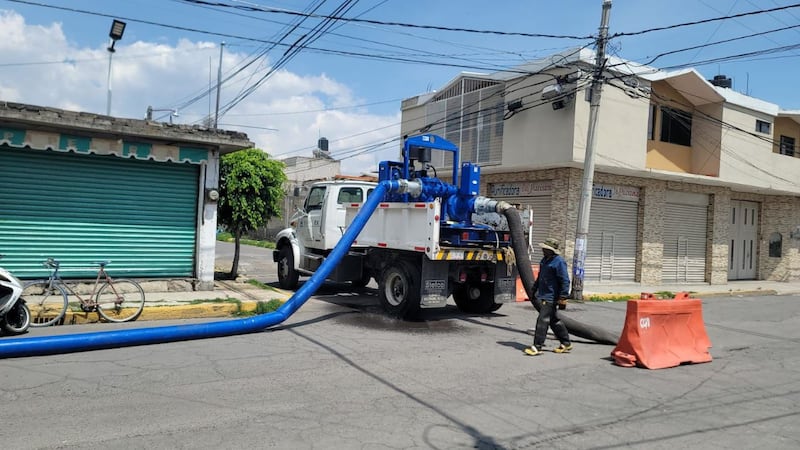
(400, 48, 800, 285)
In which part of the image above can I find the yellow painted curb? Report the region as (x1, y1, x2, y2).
(59, 301, 280, 325)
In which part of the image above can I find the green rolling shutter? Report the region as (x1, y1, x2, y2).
(0, 146, 199, 279)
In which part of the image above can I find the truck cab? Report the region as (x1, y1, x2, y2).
(274, 180, 376, 289)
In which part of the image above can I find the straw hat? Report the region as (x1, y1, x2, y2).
(539, 238, 561, 255)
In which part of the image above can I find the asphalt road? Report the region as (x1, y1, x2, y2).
(2, 286, 800, 449)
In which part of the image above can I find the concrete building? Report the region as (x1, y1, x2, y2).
(264, 138, 341, 238)
(400, 48, 800, 285)
(0, 102, 253, 290)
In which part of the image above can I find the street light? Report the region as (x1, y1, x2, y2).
(106, 19, 126, 116)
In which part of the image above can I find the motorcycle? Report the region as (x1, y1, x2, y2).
(0, 255, 30, 335)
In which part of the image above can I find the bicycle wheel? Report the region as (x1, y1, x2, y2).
(96, 279, 145, 323)
(22, 280, 69, 327)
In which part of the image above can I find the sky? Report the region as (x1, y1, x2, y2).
(2, 0, 800, 175)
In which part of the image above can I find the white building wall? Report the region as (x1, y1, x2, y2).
(502, 74, 577, 169)
(719, 105, 800, 194)
(196, 152, 219, 290)
(577, 82, 651, 170)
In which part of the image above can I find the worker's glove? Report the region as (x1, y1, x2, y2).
(557, 298, 568, 310)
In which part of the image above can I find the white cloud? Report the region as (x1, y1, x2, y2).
(0, 10, 400, 175)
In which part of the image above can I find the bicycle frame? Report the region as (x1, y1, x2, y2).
(26, 258, 146, 327)
(45, 261, 115, 309)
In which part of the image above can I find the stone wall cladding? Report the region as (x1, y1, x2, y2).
(482, 168, 800, 284)
(760, 195, 800, 281)
(640, 182, 666, 284)
(709, 192, 731, 284)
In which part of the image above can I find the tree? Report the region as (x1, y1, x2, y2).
(218, 148, 286, 278)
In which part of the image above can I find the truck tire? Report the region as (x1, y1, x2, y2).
(378, 261, 420, 319)
(276, 245, 299, 290)
(452, 283, 501, 314)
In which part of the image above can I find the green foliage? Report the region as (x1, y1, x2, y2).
(218, 149, 287, 235)
(216, 232, 275, 249)
(254, 299, 283, 314)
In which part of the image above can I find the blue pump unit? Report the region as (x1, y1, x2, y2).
(380, 134, 509, 247)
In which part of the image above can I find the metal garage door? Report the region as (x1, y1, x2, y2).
(520, 196, 552, 258)
(0, 146, 199, 278)
(662, 191, 709, 283)
(481, 181, 552, 258)
(585, 194, 639, 282)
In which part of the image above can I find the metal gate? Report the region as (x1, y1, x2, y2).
(662, 192, 709, 283)
(0, 146, 199, 278)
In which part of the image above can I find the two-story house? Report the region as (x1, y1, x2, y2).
(400, 48, 800, 285)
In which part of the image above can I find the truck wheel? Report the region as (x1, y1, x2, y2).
(453, 283, 501, 314)
(379, 261, 420, 319)
(276, 245, 299, 290)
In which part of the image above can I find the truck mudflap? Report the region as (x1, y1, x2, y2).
(493, 260, 517, 304)
(420, 258, 449, 308)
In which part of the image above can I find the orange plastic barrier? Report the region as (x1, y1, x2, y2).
(515, 265, 540, 302)
(611, 294, 712, 369)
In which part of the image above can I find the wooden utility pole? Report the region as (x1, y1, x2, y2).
(570, 0, 612, 301)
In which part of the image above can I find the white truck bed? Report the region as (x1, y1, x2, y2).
(345, 199, 505, 262)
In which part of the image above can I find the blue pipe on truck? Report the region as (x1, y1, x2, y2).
(0, 181, 395, 359)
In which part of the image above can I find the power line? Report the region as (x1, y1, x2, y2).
(606, 81, 800, 188)
(629, 23, 800, 68)
(215, 0, 362, 118)
(179, 0, 593, 39)
(611, 2, 800, 37)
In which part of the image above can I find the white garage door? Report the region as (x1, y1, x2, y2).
(662, 191, 709, 283)
(480, 181, 552, 259)
(585, 196, 639, 282)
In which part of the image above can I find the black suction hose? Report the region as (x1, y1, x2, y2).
(500, 202, 619, 345)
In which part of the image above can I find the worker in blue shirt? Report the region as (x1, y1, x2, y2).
(524, 238, 573, 356)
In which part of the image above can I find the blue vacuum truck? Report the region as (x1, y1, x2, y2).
(273, 134, 519, 319)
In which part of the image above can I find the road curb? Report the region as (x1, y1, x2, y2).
(585, 289, 781, 300)
(56, 300, 282, 325)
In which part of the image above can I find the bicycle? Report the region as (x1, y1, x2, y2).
(22, 258, 146, 327)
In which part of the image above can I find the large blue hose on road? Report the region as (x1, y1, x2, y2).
(0, 182, 394, 359)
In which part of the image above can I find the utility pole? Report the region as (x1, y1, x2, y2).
(570, 0, 612, 301)
(214, 42, 225, 129)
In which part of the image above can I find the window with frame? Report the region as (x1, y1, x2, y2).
(304, 186, 326, 211)
(659, 106, 692, 146)
(779, 135, 795, 157)
(756, 119, 771, 134)
(337, 187, 364, 204)
(769, 232, 782, 257)
(647, 104, 656, 140)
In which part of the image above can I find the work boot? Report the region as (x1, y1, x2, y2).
(523, 346, 542, 356)
(553, 343, 573, 354)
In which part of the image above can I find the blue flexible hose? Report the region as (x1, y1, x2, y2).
(0, 182, 393, 359)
